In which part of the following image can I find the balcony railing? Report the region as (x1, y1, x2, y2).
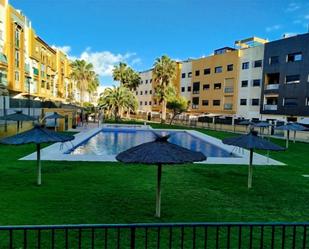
(265, 84, 279, 90)
(224, 103, 233, 110)
(264, 104, 278, 111)
(0, 222, 307, 249)
(224, 87, 234, 93)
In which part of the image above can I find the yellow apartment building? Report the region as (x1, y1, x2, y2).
(0, 0, 80, 105)
(191, 47, 240, 115)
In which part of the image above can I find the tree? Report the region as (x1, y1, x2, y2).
(98, 86, 138, 121)
(152, 55, 177, 123)
(167, 96, 188, 125)
(70, 60, 99, 106)
(113, 62, 141, 90)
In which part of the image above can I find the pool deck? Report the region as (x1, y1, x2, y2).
(21, 124, 284, 166)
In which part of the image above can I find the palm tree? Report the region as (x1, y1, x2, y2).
(113, 62, 141, 90)
(71, 60, 98, 106)
(152, 55, 177, 123)
(98, 86, 138, 121)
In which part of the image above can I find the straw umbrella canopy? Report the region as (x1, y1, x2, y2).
(0, 125, 74, 185)
(45, 112, 65, 131)
(276, 123, 307, 148)
(116, 134, 206, 217)
(222, 130, 284, 189)
(238, 120, 256, 132)
(0, 111, 36, 133)
(253, 121, 272, 137)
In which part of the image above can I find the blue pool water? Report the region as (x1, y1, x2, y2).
(69, 129, 235, 158)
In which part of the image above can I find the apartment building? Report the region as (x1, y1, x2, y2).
(135, 69, 153, 112)
(179, 59, 192, 110)
(191, 47, 239, 115)
(261, 33, 309, 121)
(0, 0, 93, 105)
(236, 37, 268, 120)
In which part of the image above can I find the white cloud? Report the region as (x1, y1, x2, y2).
(282, 32, 297, 38)
(79, 48, 140, 77)
(286, 2, 300, 12)
(266, 24, 282, 32)
(51, 45, 71, 54)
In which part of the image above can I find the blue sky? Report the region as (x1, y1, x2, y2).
(11, 0, 309, 87)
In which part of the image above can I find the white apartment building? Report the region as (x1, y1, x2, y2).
(135, 69, 153, 112)
(179, 59, 192, 106)
(236, 37, 267, 120)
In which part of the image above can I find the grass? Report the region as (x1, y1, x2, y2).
(0, 124, 308, 226)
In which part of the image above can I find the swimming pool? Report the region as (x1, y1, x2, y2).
(68, 129, 236, 158)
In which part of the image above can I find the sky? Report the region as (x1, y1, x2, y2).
(10, 0, 309, 88)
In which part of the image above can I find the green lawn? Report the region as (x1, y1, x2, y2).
(0, 124, 308, 227)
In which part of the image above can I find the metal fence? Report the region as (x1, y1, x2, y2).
(0, 222, 307, 249)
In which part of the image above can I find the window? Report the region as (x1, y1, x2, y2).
(241, 80, 248, 87)
(269, 56, 279, 64)
(214, 83, 221, 89)
(242, 62, 249, 70)
(202, 100, 209, 106)
(227, 64, 233, 71)
(251, 99, 259, 106)
(284, 98, 298, 107)
(136, 91, 138, 95)
(150, 79, 152, 83)
(240, 99, 247, 106)
(15, 28, 20, 47)
(145, 90, 148, 94)
(213, 100, 220, 106)
(215, 66, 222, 73)
(140, 80, 143, 84)
(15, 50, 19, 67)
(14, 71, 19, 82)
(254, 60, 262, 68)
(188, 72, 192, 78)
(140, 101, 143, 106)
(181, 87, 185, 92)
(192, 97, 199, 109)
(140, 91, 143, 95)
(286, 75, 300, 84)
(287, 52, 302, 62)
(195, 70, 200, 76)
(182, 73, 186, 78)
(193, 82, 200, 94)
(41, 80, 45, 88)
(306, 97, 309, 106)
(145, 101, 147, 105)
(150, 90, 152, 94)
(149, 101, 152, 105)
(203, 84, 210, 90)
(145, 80, 148, 84)
(187, 86, 191, 92)
(252, 79, 261, 87)
(204, 68, 211, 75)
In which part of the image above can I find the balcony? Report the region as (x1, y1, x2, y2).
(265, 84, 279, 90)
(264, 104, 278, 111)
(224, 103, 233, 110)
(224, 87, 234, 93)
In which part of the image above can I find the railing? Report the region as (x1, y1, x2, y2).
(266, 84, 279, 90)
(224, 87, 234, 93)
(264, 104, 278, 111)
(0, 222, 307, 249)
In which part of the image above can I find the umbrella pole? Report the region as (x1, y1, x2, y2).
(37, 144, 42, 186)
(293, 131, 296, 143)
(155, 163, 162, 218)
(286, 130, 289, 149)
(248, 149, 253, 189)
(17, 121, 19, 133)
(55, 118, 57, 132)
